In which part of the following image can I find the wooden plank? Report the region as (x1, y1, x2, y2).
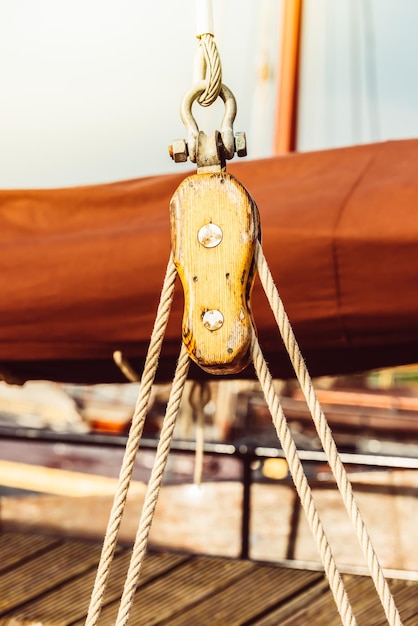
(387, 578, 418, 625)
(1, 531, 417, 626)
(252, 577, 333, 625)
(0, 617, 59, 626)
(0, 460, 146, 497)
(0, 532, 60, 573)
(344, 575, 394, 626)
(9, 551, 189, 625)
(0, 539, 102, 614)
(274, 574, 418, 626)
(167, 564, 323, 625)
(342, 575, 418, 626)
(261, 578, 348, 626)
(96, 555, 255, 625)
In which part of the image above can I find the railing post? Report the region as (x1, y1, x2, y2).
(239, 443, 254, 559)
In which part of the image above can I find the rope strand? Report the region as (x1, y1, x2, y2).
(116, 344, 190, 625)
(252, 333, 356, 626)
(85, 237, 403, 626)
(255, 241, 403, 626)
(85, 255, 178, 626)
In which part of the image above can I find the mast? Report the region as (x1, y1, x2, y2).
(274, 0, 303, 154)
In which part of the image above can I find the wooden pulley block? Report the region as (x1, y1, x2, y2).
(170, 171, 260, 375)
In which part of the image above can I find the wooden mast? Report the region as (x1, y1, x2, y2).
(274, 0, 303, 154)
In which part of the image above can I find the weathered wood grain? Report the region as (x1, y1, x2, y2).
(0, 531, 416, 625)
(170, 171, 260, 375)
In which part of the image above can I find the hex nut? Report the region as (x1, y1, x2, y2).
(235, 132, 247, 158)
(170, 139, 188, 163)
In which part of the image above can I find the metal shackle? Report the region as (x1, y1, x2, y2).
(180, 80, 237, 162)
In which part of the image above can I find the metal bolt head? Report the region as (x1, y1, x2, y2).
(197, 223, 223, 248)
(169, 139, 188, 163)
(234, 132, 247, 158)
(202, 309, 224, 331)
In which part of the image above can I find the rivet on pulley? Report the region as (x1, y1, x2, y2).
(198, 223, 223, 248)
(202, 309, 224, 331)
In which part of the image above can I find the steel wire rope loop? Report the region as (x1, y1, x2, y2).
(85, 255, 178, 626)
(195, 33, 222, 107)
(255, 241, 403, 626)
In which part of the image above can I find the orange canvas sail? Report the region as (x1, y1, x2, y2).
(1, 138, 418, 383)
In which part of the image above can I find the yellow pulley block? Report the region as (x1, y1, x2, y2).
(169, 83, 260, 375)
(171, 170, 259, 374)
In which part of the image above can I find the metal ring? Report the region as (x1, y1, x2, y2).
(180, 81, 237, 162)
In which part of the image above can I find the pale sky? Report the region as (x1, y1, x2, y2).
(0, 0, 417, 189)
(0, 0, 281, 188)
(299, 0, 418, 151)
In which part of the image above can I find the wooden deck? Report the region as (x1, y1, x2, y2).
(0, 530, 416, 626)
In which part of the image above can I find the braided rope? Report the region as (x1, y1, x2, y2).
(252, 333, 356, 626)
(196, 33, 222, 107)
(85, 255, 178, 626)
(255, 241, 403, 626)
(116, 344, 190, 625)
(113, 350, 140, 383)
(85, 240, 403, 626)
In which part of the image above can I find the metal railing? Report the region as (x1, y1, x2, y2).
(0, 425, 417, 559)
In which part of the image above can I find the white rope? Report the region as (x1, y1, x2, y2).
(252, 333, 356, 626)
(195, 0, 214, 37)
(85, 233, 403, 626)
(115, 344, 190, 625)
(85, 255, 178, 626)
(113, 350, 140, 383)
(255, 241, 403, 626)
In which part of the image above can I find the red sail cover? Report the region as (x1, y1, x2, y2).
(1, 139, 418, 384)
